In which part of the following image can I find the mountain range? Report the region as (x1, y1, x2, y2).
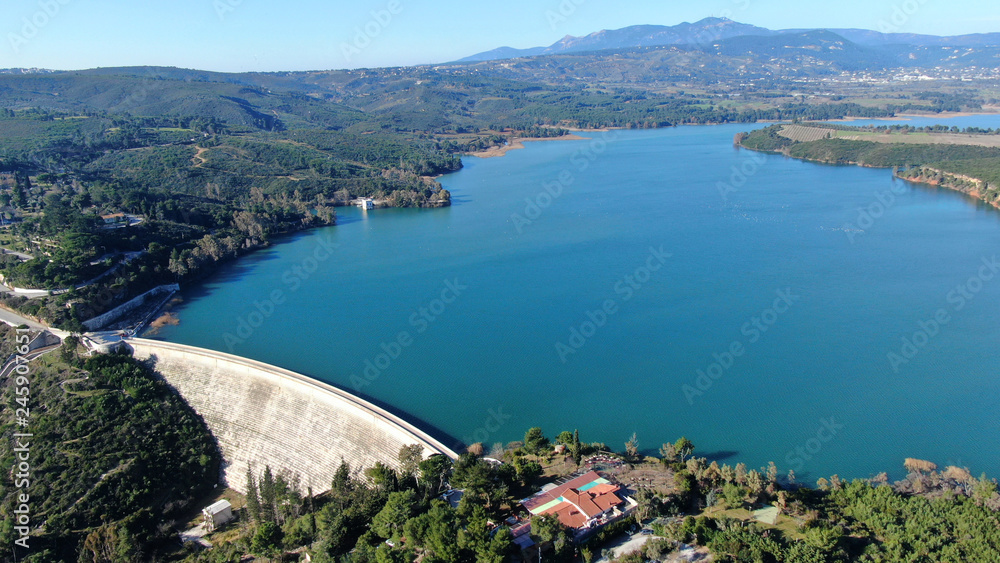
(460, 17, 1000, 62)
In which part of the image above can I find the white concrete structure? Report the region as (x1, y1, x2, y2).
(202, 500, 233, 531)
(126, 338, 458, 493)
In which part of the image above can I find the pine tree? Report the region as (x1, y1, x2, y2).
(260, 465, 277, 523)
(245, 465, 262, 524)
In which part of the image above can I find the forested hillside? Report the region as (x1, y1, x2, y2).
(0, 331, 221, 562)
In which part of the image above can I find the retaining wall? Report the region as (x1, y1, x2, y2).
(83, 284, 179, 331)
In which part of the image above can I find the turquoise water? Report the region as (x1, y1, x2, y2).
(152, 117, 1000, 482)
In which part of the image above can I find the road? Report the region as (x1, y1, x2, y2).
(0, 305, 71, 338)
(0, 248, 33, 261)
(0, 306, 48, 331)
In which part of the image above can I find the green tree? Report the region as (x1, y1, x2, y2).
(246, 465, 262, 523)
(524, 427, 549, 454)
(251, 521, 283, 556)
(723, 483, 745, 509)
(458, 504, 513, 562)
(403, 501, 461, 561)
(515, 458, 543, 486)
(366, 461, 399, 491)
(60, 335, 80, 364)
(804, 525, 843, 552)
(556, 431, 574, 446)
(625, 432, 640, 460)
(674, 436, 694, 462)
(372, 489, 418, 539)
(531, 513, 574, 561)
(398, 444, 424, 481)
(260, 465, 277, 523)
(418, 454, 452, 498)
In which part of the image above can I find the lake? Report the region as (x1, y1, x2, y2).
(151, 115, 1000, 482)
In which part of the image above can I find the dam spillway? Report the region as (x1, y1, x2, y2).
(126, 338, 458, 493)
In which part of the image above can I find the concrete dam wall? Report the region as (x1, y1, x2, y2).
(127, 338, 458, 493)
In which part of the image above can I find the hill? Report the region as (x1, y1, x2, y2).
(461, 17, 1000, 63)
(0, 332, 221, 562)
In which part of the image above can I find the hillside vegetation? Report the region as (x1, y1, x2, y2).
(741, 124, 1000, 207)
(0, 330, 221, 562)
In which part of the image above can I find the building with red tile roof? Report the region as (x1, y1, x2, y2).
(521, 471, 635, 532)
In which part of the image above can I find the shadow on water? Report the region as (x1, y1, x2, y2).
(295, 367, 464, 455)
(132, 342, 463, 456)
(701, 450, 741, 463)
(332, 214, 363, 226)
(167, 227, 333, 306)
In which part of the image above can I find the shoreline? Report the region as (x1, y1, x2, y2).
(737, 139, 999, 210)
(815, 111, 999, 123)
(147, 119, 1000, 475)
(469, 133, 590, 158)
(892, 167, 1000, 210)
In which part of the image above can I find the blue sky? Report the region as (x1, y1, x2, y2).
(2, 0, 998, 72)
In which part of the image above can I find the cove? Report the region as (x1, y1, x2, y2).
(150, 117, 1000, 482)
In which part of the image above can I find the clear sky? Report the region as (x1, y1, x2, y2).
(2, 0, 998, 72)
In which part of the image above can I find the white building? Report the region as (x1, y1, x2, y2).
(202, 500, 233, 532)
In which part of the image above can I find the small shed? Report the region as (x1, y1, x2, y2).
(752, 505, 781, 526)
(203, 500, 233, 531)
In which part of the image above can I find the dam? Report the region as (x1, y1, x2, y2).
(126, 338, 458, 493)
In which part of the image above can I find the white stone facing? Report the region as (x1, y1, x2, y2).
(127, 338, 457, 493)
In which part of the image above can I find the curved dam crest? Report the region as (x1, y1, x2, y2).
(127, 338, 458, 493)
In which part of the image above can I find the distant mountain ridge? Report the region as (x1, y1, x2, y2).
(460, 17, 1000, 62)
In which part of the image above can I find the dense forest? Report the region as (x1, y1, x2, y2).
(167, 424, 1000, 562)
(0, 330, 221, 562)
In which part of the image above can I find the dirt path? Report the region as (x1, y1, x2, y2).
(192, 146, 208, 167)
